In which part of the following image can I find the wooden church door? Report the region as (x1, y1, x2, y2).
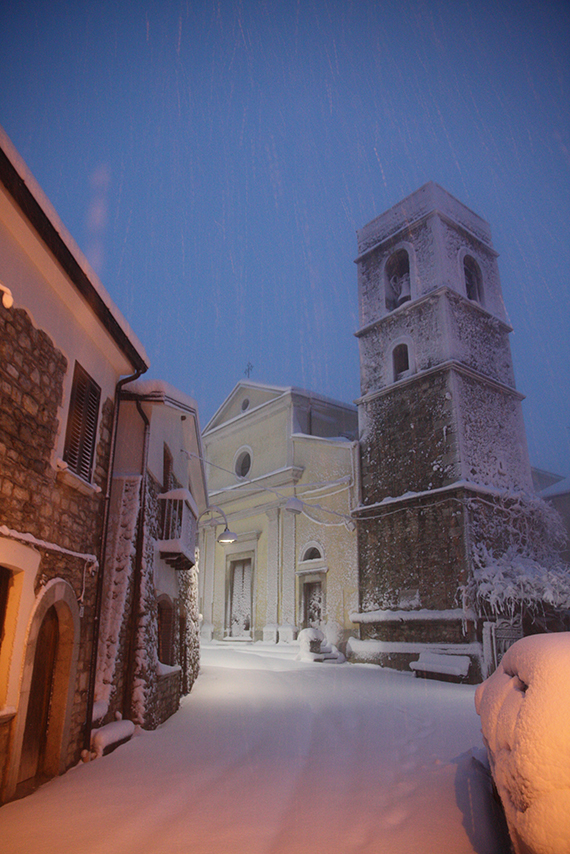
(304, 581, 323, 628)
(229, 559, 252, 637)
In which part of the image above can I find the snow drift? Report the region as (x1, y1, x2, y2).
(475, 633, 570, 854)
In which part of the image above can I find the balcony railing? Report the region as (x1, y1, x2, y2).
(157, 489, 198, 570)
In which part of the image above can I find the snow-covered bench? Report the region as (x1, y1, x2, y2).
(409, 652, 471, 682)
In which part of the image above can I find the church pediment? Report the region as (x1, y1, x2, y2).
(203, 381, 289, 433)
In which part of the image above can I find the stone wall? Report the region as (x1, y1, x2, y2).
(357, 490, 468, 616)
(0, 304, 114, 794)
(129, 472, 200, 730)
(0, 305, 112, 549)
(359, 368, 458, 504)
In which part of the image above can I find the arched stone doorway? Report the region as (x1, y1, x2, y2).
(17, 605, 59, 794)
(9, 579, 80, 800)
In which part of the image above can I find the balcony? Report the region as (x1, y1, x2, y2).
(157, 489, 198, 570)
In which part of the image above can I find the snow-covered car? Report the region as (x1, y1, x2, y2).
(475, 633, 570, 854)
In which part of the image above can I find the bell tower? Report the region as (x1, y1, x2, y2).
(353, 183, 533, 678)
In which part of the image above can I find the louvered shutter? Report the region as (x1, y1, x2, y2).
(63, 363, 101, 481)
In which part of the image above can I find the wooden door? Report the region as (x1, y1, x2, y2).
(18, 606, 59, 789)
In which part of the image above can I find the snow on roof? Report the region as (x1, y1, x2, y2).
(540, 476, 570, 499)
(356, 181, 493, 257)
(121, 378, 199, 414)
(203, 380, 357, 433)
(0, 123, 149, 372)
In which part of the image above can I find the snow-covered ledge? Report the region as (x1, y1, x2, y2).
(157, 662, 181, 677)
(90, 719, 136, 759)
(350, 608, 475, 624)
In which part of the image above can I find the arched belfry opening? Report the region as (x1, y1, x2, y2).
(385, 249, 411, 312)
(464, 255, 483, 303)
(392, 343, 410, 381)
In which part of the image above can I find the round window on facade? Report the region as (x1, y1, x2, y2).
(303, 546, 322, 561)
(241, 398, 250, 412)
(235, 449, 251, 479)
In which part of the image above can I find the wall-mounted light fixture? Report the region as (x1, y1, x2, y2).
(197, 504, 237, 544)
(284, 497, 303, 515)
(185, 450, 357, 531)
(0, 283, 14, 309)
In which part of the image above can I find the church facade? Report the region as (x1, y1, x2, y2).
(199, 382, 359, 651)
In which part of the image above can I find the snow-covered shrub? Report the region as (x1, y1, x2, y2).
(475, 633, 570, 854)
(463, 544, 570, 621)
(462, 492, 569, 621)
(468, 490, 566, 567)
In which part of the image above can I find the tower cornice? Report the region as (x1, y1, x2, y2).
(355, 360, 525, 406)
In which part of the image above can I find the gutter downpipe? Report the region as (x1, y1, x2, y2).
(124, 400, 150, 723)
(83, 366, 146, 753)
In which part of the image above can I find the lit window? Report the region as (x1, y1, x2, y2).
(63, 362, 101, 481)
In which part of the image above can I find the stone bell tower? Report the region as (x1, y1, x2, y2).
(353, 182, 533, 678)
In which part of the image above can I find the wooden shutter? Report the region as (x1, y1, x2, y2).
(63, 363, 101, 481)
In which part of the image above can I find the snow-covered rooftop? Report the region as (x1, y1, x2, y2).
(0, 123, 149, 372)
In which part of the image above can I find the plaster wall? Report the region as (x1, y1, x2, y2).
(0, 188, 136, 468)
(203, 403, 291, 494)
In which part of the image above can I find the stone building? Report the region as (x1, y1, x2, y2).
(94, 379, 207, 731)
(199, 382, 359, 651)
(0, 125, 148, 801)
(350, 182, 541, 680)
(538, 476, 570, 565)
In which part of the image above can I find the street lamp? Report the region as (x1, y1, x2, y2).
(198, 504, 237, 544)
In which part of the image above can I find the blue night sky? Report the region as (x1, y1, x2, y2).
(1, 0, 569, 475)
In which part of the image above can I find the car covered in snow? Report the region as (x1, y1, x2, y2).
(475, 633, 570, 854)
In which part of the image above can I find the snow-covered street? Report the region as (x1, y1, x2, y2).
(0, 644, 509, 854)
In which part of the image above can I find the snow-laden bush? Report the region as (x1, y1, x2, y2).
(461, 491, 569, 620)
(463, 544, 570, 620)
(468, 491, 567, 567)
